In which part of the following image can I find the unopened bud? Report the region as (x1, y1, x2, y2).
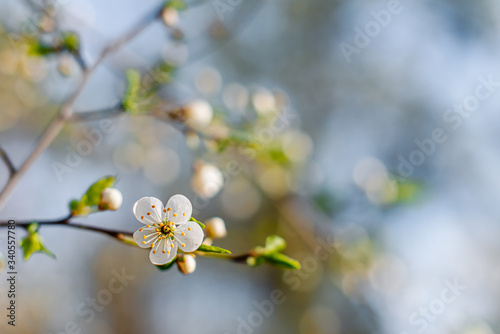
(183, 100, 213, 128)
(205, 217, 227, 239)
(98, 188, 123, 211)
(176, 254, 196, 274)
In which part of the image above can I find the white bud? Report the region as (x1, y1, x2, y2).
(205, 217, 227, 239)
(162, 7, 179, 27)
(0, 252, 5, 274)
(183, 100, 213, 128)
(99, 188, 123, 211)
(191, 161, 224, 199)
(177, 254, 196, 274)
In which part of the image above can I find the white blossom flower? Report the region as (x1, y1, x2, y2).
(176, 254, 197, 274)
(191, 161, 224, 199)
(99, 188, 123, 211)
(132, 195, 204, 265)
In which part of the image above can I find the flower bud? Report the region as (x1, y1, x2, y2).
(191, 161, 224, 199)
(176, 254, 196, 274)
(183, 100, 213, 128)
(205, 217, 227, 239)
(98, 188, 123, 211)
(162, 7, 179, 27)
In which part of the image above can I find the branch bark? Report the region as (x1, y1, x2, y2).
(0, 5, 163, 211)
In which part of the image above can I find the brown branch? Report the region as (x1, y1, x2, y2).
(0, 4, 163, 211)
(0, 147, 16, 176)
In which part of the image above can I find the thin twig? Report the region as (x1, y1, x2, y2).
(0, 147, 16, 176)
(0, 4, 163, 211)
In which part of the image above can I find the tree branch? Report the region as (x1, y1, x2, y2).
(0, 4, 163, 211)
(0, 147, 16, 177)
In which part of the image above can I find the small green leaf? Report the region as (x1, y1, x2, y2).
(189, 217, 205, 229)
(196, 244, 231, 254)
(156, 257, 177, 271)
(70, 176, 116, 216)
(61, 31, 80, 52)
(83, 176, 116, 207)
(123, 69, 141, 113)
(261, 253, 301, 270)
(19, 223, 56, 261)
(27, 40, 58, 56)
(165, 0, 187, 10)
(264, 235, 286, 254)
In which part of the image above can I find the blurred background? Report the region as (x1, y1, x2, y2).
(0, 0, 499, 333)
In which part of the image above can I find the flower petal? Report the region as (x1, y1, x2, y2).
(133, 197, 164, 224)
(174, 222, 204, 252)
(165, 194, 192, 224)
(150, 238, 178, 265)
(133, 227, 159, 248)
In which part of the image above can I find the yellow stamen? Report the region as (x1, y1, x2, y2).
(181, 232, 185, 236)
(173, 213, 178, 217)
(152, 205, 156, 208)
(182, 243, 185, 247)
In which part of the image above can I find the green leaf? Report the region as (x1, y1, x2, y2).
(261, 253, 301, 270)
(83, 176, 116, 206)
(264, 235, 286, 254)
(61, 31, 80, 52)
(19, 223, 56, 261)
(123, 69, 141, 113)
(70, 176, 116, 216)
(27, 41, 58, 56)
(196, 244, 231, 254)
(165, 0, 187, 10)
(189, 217, 205, 229)
(156, 257, 177, 271)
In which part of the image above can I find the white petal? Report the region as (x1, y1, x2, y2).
(165, 194, 192, 224)
(133, 227, 159, 248)
(174, 222, 204, 252)
(150, 238, 178, 265)
(133, 197, 165, 224)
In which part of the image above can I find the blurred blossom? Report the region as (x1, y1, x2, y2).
(0, 49, 19, 75)
(195, 67, 222, 96)
(0, 95, 21, 131)
(185, 131, 200, 150)
(341, 272, 365, 298)
(299, 306, 341, 334)
(222, 82, 249, 111)
(191, 160, 223, 198)
(65, 1, 97, 27)
(221, 177, 261, 219)
(352, 157, 398, 205)
(113, 142, 146, 173)
(57, 54, 78, 77)
(183, 99, 214, 129)
(0, 251, 5, 274)
(143, 146, 180, 185)
(257, 165, 290, 198)
(162, 7, 179, 28)
(368, 254, 407, 295)
(252, 87, 276, 116)
(282, 130, 314, 163)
